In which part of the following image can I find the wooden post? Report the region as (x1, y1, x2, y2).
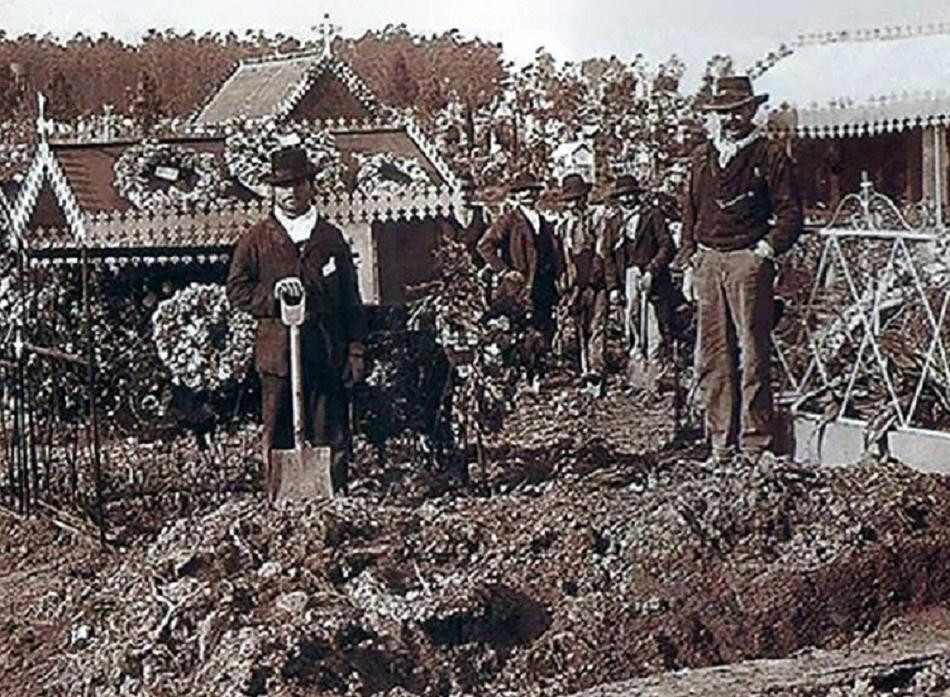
(922, 125, 948, 228)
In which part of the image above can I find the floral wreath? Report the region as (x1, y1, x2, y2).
(223, 118, 345, 197)
(114, 139, 224, 212)
(353, 152, 432, 198)
(151, 283, 255, 393)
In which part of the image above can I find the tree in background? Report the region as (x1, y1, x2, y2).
(44, 68, 80, 120)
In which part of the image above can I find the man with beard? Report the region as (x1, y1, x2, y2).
(477, 170, 561, 392)
(673, 76, 803, 465)
(603, 173, 676, 375)
(227, 146, 367, 496)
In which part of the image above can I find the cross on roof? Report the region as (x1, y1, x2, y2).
(312, 14, 340, 59)
(35, 92, 52, 141)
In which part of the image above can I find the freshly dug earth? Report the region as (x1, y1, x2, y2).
(1, 383, 949, 696)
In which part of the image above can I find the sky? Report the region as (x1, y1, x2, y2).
(1, 0, 948, 87)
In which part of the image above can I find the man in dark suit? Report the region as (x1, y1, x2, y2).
(227, 147, 367, 493)
(477, 170, 561, 390)
(603, 174, 676, 365)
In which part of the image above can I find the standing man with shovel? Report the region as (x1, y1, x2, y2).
(227, 146, 367, 499)
(603, 174, 676, 392)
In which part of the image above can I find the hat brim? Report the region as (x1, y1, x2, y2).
(609, 185, 645, 199)
(265, 164, 318, 185)
(560, 184, 592, 201)
(701, 93, 768, 112)
(511, 182, 544, 192)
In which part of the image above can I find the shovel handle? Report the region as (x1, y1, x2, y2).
(280, 292, 306, 451)
(289, 323, 305, 452)
(640, 285, 649, 359)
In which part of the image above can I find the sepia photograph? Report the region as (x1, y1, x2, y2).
(0, 0, 949, 694)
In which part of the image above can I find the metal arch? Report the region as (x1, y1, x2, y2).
(790, 174, 949, 430)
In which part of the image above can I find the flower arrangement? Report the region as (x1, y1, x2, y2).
(353, 152, 432, 198)
(113, 139, 224, 212)
(223, 118, 344, 197)
(151, 283, 255, 393)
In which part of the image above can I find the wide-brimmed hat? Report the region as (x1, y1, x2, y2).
(609, 174, 645, 199)
(265, 146, 318, 185)
(509, 170, 544, 193)
(559, 173, 592, 201)
(701, 75, 768, 112)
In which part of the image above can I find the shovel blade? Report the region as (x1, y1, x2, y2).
(270, 446, 333, 501)
(627, 356, 656, 392)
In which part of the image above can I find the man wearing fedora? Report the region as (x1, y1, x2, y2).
(673, 75, 802, 465)
(603, 173, 676, 370)
(477, 170, 562, 391)
(227, 146, 367, 494)
(557, 172, 609, 395)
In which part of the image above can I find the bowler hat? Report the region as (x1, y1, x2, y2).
(266, 146, 318, 185)
(559, 173, 592, 201)
(609, 174, 645, 198)
(509, 170, 544, 193)
(702, 75, 768, 112)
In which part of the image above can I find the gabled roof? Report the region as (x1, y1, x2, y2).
(10, 117, 462, 264)
(754, 23, 950, 137)
(194, 50, 381, 126)
(49, 138, 256, 215)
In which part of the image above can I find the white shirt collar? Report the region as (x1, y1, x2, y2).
(274, 205, 317, 244)
(518, 204, 541, 234)
(713, 129, 761, 169)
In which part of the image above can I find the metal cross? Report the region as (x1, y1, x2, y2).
(312, 14, 340, 59)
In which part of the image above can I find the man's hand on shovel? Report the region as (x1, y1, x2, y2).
(274, 276, 304, 300)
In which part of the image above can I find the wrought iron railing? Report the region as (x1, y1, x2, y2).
(774, 174, 949, 432)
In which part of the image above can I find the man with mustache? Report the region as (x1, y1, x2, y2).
(227, 146, 367, 496)
(674, 76, 803, 466)
(477, 170, 562, 392)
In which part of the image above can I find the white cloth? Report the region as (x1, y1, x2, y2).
(622, 209, 641, 242)
(712, 129, 761, 169)
(274, 205, 317, 245)
(623, 266, 663, 361)
(518, 205, 541, 236)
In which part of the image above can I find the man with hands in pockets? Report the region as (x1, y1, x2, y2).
(673, 76, 803, 466)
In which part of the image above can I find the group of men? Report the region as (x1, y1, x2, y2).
(227, 74, 804, 497)
(469, 75, 803, 464)
(475, 164, 676, 397)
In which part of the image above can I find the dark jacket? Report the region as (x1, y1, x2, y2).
(477, 207, 562, 294)
(679, 137, 803, 261)
(604, 206, 675, 293)
(559, 209, 608, 291)
(226, 214, 367, 378)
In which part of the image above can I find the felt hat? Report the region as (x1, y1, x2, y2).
(701, 75, 768, 112)
(265, 146, 318, 185)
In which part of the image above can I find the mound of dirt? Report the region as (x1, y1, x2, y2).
(1, 385, 949, 696)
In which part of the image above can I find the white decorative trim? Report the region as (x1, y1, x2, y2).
(193, 44, 384, 127)
(8, 144, 48, 246)
(0, 187, 12, 243)
(796, 22, 950, 48)
(768, 109, 950, 139)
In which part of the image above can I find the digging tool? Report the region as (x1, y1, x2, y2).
(268, 292, 333, 502)
(627, 276, 655, 393)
